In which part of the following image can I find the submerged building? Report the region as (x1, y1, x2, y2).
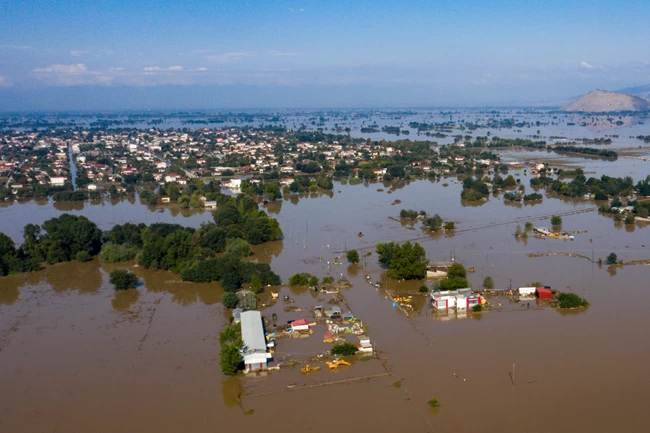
(240, 311, 272, 372)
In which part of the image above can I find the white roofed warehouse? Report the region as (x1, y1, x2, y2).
(239, 311, 272, 372)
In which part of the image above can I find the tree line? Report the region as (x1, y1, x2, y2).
(1, 193, 284, 291)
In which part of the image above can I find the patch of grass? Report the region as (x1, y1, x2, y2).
(392, 380, 402, 388)
(427, 397, 441, 407)
(359, 355, 372, 362)
(244, 409, 255, 416)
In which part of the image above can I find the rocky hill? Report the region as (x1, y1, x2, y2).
(561, 89, 650, 112)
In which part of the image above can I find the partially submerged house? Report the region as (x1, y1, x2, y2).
(431, 289, 482, 310)
(290, 318, 310, 332)
(325, 306, 342, 319)
(519, 287, 537, 298)
(240, 310, 272, 372)
(357, 338, 373, 353)
(536, 287, 553, 299)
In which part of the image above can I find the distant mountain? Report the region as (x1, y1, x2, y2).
(618, 84, 650, 99)
(560, 89, 650, 112)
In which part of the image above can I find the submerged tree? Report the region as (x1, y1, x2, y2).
(346, 249, 360, 264)
(109, 269, 138, 291)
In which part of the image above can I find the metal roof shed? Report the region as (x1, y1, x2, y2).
(240, 311, 267, 353)
(536, 288, 553, 299)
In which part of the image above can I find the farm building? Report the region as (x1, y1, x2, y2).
(519, 287, 537, 297)
(240, 311, 272, 372)
(431, 289, 481, 310)
(290, 318, 310, 332)
(536, 287, 553, 299)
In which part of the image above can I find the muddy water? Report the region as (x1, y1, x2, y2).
(2, 177, 650, 432)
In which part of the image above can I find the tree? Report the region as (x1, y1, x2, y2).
(447, 263, 467, 279)
(109, 269, 138, 291)
(222, 292, 239, 309)
(625, 215, 635, 225)
(346, 249, 359, 264)
(220, 340, 243, 376)
(606, 252, 618, 264)
(289, 273, 311, 286)
(76, 251, 91, 262)
(224, 238, 252, 259)
(483, 276, 494, 290)
(250, 274, 263, 293)
(551, 215, 562, 226)
(439, 276, 469, 290)
(331, 342, 358, 356)
(558, 293, 589, 309)
(308, 275, 319, 286)
(376, 241, 428, 280)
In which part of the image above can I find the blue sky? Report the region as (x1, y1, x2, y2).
(1, 0, 649, 110)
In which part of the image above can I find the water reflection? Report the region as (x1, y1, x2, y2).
(112, 289, 140, 311)
(0, 279, 21, 305)
(53, 201, 85, 211)
(221, 376, 243, 409)
(250, 240, 284, 264)
(43, 260, 103, 293)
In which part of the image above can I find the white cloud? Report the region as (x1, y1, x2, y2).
(143, 65, 185, 72)
(579, 61, 604, 71)
(196, 67, 208, 71)
(267, 50, 302, 57)
(288, 8, 305, 12)
(109, 67, 124, 71)
(204, 51, 255, 64)
(34, 63, 89, 74)
(32, 63, 113, 86)
(0, 75, 12, 88)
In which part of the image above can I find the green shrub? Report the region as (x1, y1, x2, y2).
(551, 215, 562, 226)
(472, 304, 483, 312)
(606, 252, 618, 264)
(289, 273, 311, 286)
(444, 221, 455, 230)
(99, 242, 139, 263)
(331, 342, 358, 356)
(418, 285, 429, 293)
(109, 269, 138, 291)
(482, 276, 494, 290)
(223, 292, 239, 309)
(75, 251, 91, 262)
(557, 292, 589, 309)
(427, 397, 441, 407)
(224, 238, 252, 259)
(346, 249, 360, 263)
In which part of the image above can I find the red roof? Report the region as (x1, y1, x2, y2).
(291, 319, 309, 327)
(536, 288, 553, 299)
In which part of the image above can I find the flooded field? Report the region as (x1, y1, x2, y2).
(2, 169, 650, 432)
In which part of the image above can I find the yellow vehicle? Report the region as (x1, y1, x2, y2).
(301, 364, 320, 373)
(326, 359, 351, 369)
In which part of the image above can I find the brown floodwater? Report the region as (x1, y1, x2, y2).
(1, 173, 650, 433)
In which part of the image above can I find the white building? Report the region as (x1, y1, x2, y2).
(240, 311, 271, 372)
(49, 176, 66, 186)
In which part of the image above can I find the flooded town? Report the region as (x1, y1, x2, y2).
(1, 108, 650, 433)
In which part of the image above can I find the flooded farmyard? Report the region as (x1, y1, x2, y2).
(2, 160, 650, 432)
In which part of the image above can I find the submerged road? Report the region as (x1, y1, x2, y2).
(67, 142, 77, 191)
(355, 206, 599, 253)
